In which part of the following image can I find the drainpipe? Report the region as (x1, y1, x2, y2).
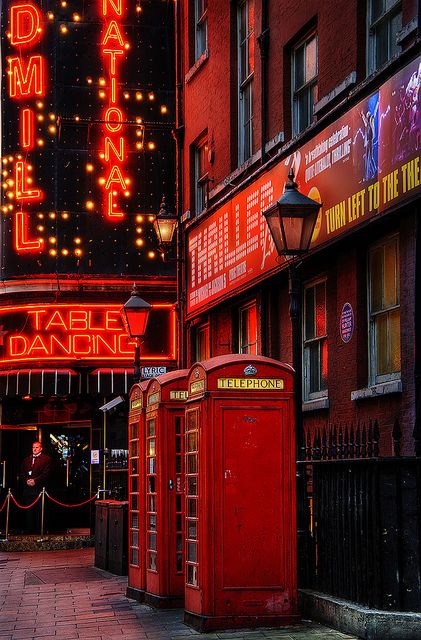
(257, 0, 269, 166)
(174, 0, 186, 369)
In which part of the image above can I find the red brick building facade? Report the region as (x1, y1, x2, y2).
(176, 0, 421, 634)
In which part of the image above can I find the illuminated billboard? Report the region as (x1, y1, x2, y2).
(0, 0, 175, 277)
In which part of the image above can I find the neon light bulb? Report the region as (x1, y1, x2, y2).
(61, 212, 69, 219)
(136, 142, 143, 150)
(123, 92, 129, 99)
(160, 105, 168, 114)
(37, 225, 44, 231)
(37, 114, 44, 121)
(135, 215, 143, 222)
(37, 213, 44, 218)
(48, 212, 56, 218)
(135, 238, 144, 246)
(148, 92, 155, 100)
(61, 248, 69, 255)
(148, 251, 155, 258)
(85, 201, 94, 210)
(87, 77, 93, 84)
(73, 13, 80, 21)
(99, 178, 106, 185)
(49, 249, 57, 256)
(147, 142, 155, 150)
(75, 248, 82, 256)
(74, 115, 80, 121)
(148, 215, 154, 221)
(8, 156, 13, 162)
(49, 237, 56, 244)
(135, 226, 142, 233)
(47, 12, 54, 20)
(74, 237, 81, 244)
(60, 24, 68, 34)
(86, 163, 94, 172)
(99, 77, 106, 86)
(36, 139, 44, 146)
(136, 93, 143, 101)
(48, 125, 56, 134)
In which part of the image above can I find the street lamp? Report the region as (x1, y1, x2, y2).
(263, 167, 322, 584)
(153, 196, 177, 260)
(120, 285, 152, 384)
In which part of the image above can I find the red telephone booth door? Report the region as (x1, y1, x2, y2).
(127, 382, 147, 602)
(145, 371, 188, 607)
(214, 400, 296, 612)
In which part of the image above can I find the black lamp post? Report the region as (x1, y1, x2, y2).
(120, 285, 152, 384)
(263, 168, 322, 583)
(153, 196, 178, 260)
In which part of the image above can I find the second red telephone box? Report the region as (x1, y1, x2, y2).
(127, 381, 148, 602)
(184, 354, 299, 631)
(144, 369, 189, 607)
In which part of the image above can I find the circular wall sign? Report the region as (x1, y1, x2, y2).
(340, 302, 354, 343)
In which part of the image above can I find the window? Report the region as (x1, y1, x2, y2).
(303, 279, 327, 400)
(367, 0, 401, 74)
(368, 236, 400, 384)
(193, 321, 210, 361)
(193, 138, 208, 215)
(237, 0, 254, 164)
(292, 33, 317, 136)
(194, 0, 208, 61)
(239, 301, 257, 354)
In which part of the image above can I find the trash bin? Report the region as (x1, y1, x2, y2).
(95, 499, 128, 575)
(94, 500, 109, 570)
(107, 501, 128, 575)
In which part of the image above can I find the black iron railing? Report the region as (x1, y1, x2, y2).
(298, 420, 421, 611)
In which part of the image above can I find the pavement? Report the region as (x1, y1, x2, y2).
(0, 548, 359, 640)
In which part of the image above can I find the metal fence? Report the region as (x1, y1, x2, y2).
(298, 420, 421, 611)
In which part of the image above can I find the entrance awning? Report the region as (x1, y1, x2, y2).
(0, 369, 80, 398)
(88, 368, 134, 396)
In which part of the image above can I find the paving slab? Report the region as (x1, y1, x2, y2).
(0, 548, 360, 640)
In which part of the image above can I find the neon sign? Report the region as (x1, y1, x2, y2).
(7, 2, 44, 252)
(1, 0, 175, 274)
(0, 303, 177, 365)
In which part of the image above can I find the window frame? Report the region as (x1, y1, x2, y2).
(302, 277, 328, 401)
(193, 137, 208, 216)
(193, 321, 210, 362)
(237, 0, 254, 165)
(367, 0, 401, 75)
(368, 234, 401, 386)
(194, 0, 208, 61)
(238, 300, 258, 355)
(292, 31, 318, 137)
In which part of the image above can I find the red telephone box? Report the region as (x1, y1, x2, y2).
(127, 381, 148, 602)
(144, 370, 189, 607)
(184, 354, 299, 631)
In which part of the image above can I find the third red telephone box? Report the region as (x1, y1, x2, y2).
(127, 381, 148, 602)
(184, 354, 299, 631)
(144, 369, 189, 607)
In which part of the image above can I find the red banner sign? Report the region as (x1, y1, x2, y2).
(187, 55, 421, 315)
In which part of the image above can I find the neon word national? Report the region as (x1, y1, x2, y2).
(7, 1, 45, 252)
(99, 0, 131, 219)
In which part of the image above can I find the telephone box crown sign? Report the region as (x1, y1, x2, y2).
(244, 365, 258, 376)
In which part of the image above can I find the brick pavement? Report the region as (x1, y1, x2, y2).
(0, 549, 359, 640)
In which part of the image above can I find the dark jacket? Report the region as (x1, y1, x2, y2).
(21, 453, 52, 495)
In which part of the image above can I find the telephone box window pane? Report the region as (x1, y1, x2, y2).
(187, 432, 197, 452)
(176, 514, 182, 531)
(129, 440, 138, 457)
(131, 495, 138, 510)
(130, 549, 139, 565)
(176, 495, 182, 512)
(187, 564, 198, 586)
(188, 476, 198, 496)
(149, 533, 157, 551)
(149, 439, 156, 456)
(176, 533, 182, 552)
(188, 521, 197, 539)
(176, 457, 181, 473)
(131, 459, 138, 474)
(149, 495, 156, 512)
(187, 411, 198, 430)
(129, 423, 138, 440)
(149, 553, 157, 571)
(131, 477, 138, 492)
(148, 458, 156, 474)
(176, 554, 183, 572)
(148, 476, 156, 493)
(131, 513, 138, 529)
(187, 455, 197, 473)
(187, 542, 197, 562)
(188, 499, 197, 517)
(149, 514, 156, 530)
(148, 420, 156, 436)
(131, 531, 138, 547)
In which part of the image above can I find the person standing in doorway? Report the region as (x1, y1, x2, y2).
(20, 441, 52, 533)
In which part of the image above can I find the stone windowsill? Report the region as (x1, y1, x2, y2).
(302, 397, 330, 412)
(185, 50, 209, 84)
(351, 379, 402, 401)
